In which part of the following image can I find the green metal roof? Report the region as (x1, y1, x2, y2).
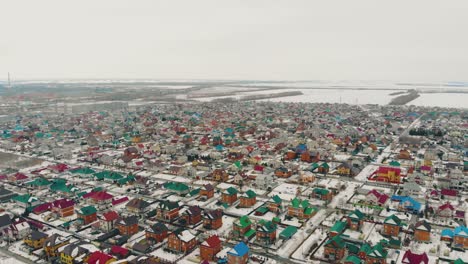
(77, 205, 97, 216)
(279, 226, 297, 239)
(330, 221, 347, 234)
(244, 229, 256, 238)
(236, 216, 252, 228)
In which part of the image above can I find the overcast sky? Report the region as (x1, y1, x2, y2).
(1, 0, 467, 81)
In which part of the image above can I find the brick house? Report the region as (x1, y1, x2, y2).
(24, 230, 48, 249)
(125, 198, 150, 215)
(267, 195, 282, 213)
(323, 235, 345, 261)
(98, 210, 119, 232)
(365, 242, 388, 264)
(346, 209, 365, 231)
(167, 228, 197, 253)
(287, 198, 316, 220)
(115, 216, 139, 236)
(312, 188, 333, 202)
(227, 242, 249, 264)
(453, 225, 468, 249)
(239, 190, 256, 207)
(200, 184, 214, 199)
(274, 167, 292, 178)
(51, 198, 75, 217)
(145, 222, 168, 244)
(76, 205, 97, 225)
(211, 169, 229, 182)
(414, 220, 431, 242)
(256, 220, 277, 245)
(233, 216, 255, 239)
(156, 201, 180, 221)
(382, 215, 403, 237)
(374, 166, 401, 184)
(203, 209, 223, 230)
(182, 206, 202, 226)
(200, 235, 222, 261)
(221, 187, 238, 205)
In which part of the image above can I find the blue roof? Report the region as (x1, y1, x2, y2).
(228, 242, 249, 257)
(295, 144, 307, 154)
(399, 196, 422, 211)
(215, 145, 224, 151)
(441, 229, 454, 238)
(454, 225, 468, 237)
(390, 195, 405, 201)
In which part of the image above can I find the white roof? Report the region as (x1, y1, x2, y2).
(179, 230, 195, 242)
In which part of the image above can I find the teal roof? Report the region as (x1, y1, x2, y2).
(280, 226, 297, 239)
(225, 187, 238, 195)
(26, 178, 51, 187)
(330, 221, 347, 234)
(77, 205, 97, 216)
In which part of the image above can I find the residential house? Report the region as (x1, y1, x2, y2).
(44, 234, 70, 258)
(279, 226, 297, 240)
(346, 209, 365, 231)
(156, 201, 180, 221)
(437, 202, 455, 218)
(374, 166, 401, 183)
(200, 235, 222, 261)
(11, 193, 39, 208)
(50, 199, 75, 218)
(365, 242, 388, 264)
(336, 162, 359, 177)
(330, 221, 347, 237)
(221, 187, 238, 205)
(233, 216, 255, 240)
(60, 242, 99, 264)
(453, 225, 468, 249)
(86, 251, 116, 264)
(182, 206, 202, 226)
(76, 206, 98, 225)
(366, 190, 389, 206)
(255, 173, 278, 191)
(274, 167, 292, 178)
(267, 195, 282, 213)
(312, 188, 333, 202)
(145, 222, 168, 244)
(115, 216, 139, 236)
(200, 184, 214, 199)
(24, 230, 48, 249)
(414, 220, 431, 242)
(397, 196, 423, 214)
(382, 215, 403, 237)
(210, 169, 228, 182)
(98, 211, 119, 232)
(401, 250, 429, 264)
(323, 235, 345, 261)
(167, 228, 197, 253)
(203, 209, 223, 230)
(84, 191, 114, 206)
(288, 198, 316, 220)
(398, 149, 412, 160)
(126, 198, 150, 215)
(239, 190, 256, 207)
(256, 220, 277, 245)
(227, 242, 249, 264)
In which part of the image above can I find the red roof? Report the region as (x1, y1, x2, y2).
(52, 198, 75, 209)
(203, 235, 221, 248)
(14, 173, 29, 180)
(377, 166, 401, 175)
(33, 202, 52, 214)
(112, 196, 129, 205)
(441, 189, 457, 197)
(102, 211, 119, 221)
(48, 163, 70, 172)
(367, 190, 389, 204)
(110, 245, 129, 257)
(438, 202, 454, 211)
(89, 191, 114, 201)
(402, 250, 429, 264)
(86, 251, 114, 264)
